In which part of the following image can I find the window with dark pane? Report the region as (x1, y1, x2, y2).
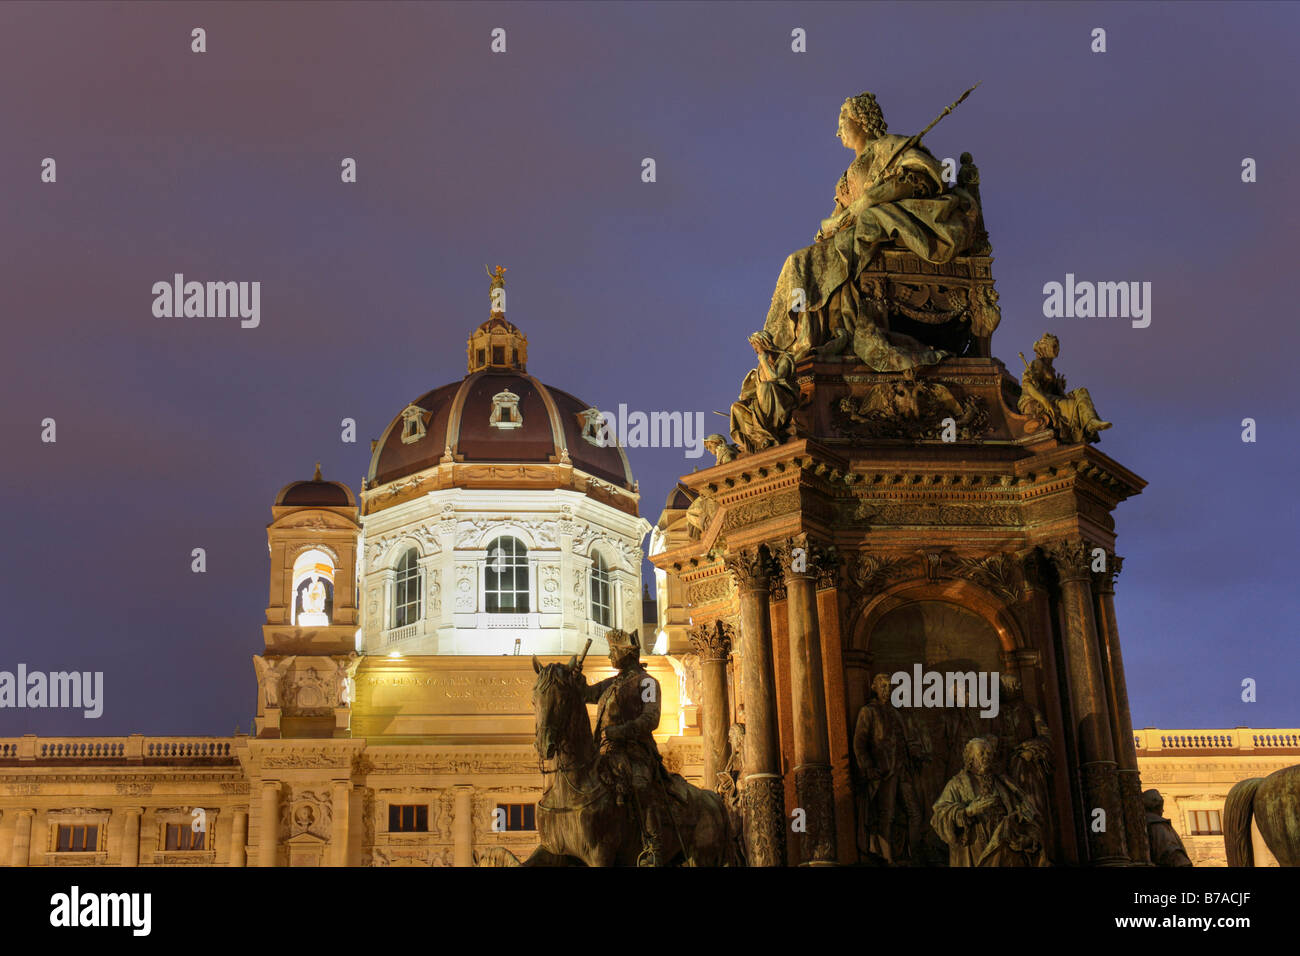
(389, 804, 428, 832)
(393, 548, 422, 627)
(590, 552, 613, 626)
(485, 536, 529, 613)
(496, 802, 537, 831)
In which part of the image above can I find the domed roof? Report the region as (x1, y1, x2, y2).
(368, 369, 634, 491)
(364, 268, 635, 509)
(275, 464, 356, 508)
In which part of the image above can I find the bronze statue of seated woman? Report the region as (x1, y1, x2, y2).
(764, 92, 981, 370)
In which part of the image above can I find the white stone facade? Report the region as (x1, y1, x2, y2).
(360, 483, 651, 657)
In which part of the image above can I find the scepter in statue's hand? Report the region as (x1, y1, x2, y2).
(872, 82, 981, 191)
(576, 638, 593, 672)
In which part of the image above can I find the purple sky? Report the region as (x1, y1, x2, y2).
(1, 1, 1297, 736)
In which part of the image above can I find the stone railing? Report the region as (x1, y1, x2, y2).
(0, 735, 242, 763)
(1134, 728, 1300, 753)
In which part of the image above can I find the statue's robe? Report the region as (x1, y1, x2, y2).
(993, 697, 1055, 840)
(931, 769, 1047, 867)
(729, 348, 797, 452)
(1146, 813, 1193, 867)
(764, 134, 980, 369)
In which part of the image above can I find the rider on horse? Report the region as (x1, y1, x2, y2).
(583, 628, 669, 865)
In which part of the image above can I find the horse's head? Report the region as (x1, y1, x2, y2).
(531, 654, 585, 762)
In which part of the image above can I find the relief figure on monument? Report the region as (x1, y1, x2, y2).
(852, 673, 927, 864)
(931, 735, 1048, 867)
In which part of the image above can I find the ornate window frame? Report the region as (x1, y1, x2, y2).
(400, 404, 428, 444)
(489, 390, 522, 430)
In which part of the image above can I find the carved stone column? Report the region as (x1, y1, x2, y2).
(10, 809, 33, 867)
(331, 780, 350, 866)
(1045, 540, 1127, 865)
(121, 807, 142, 867)
(688, 620, 734, 789)
(726, 545, 786, 867)
(774, 535, 837, 866)
(1093, 556, 1150, 864)
(453, 785, 474, 867)
(230, 807, 249, 867)
(259, 780, 280, 868)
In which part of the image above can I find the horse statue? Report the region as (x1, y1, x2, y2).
(521, 652, 740, 866)
(1224, 763, 1300, 866)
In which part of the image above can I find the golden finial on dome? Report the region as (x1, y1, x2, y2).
(313, 461, 322, 481)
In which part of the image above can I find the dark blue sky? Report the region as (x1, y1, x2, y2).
(1, 1, 1296, 735)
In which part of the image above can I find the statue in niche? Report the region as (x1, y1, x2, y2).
(852, 674, 926, 864)
(1018, 333, 1112, 443)
(763, 91, 979, 369)
(991, 674, 1054, 850)
(728, 331, 798, 453)
(298, 575, 330, 626)
(931, 735, 1047, 867)
(1143, 789, 1193, 867)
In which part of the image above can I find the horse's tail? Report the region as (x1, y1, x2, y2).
(1223, 777, 1263, 867)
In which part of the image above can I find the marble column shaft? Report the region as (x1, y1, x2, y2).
(1049, 541, 1128, 865)
(778, 539, 837, 865)
(729, 546, 786, 867)
(1093, 558, 1150, 864)
(689, 621, 733, 789)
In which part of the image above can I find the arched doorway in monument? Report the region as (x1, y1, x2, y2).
(847, 586, 1024, 862)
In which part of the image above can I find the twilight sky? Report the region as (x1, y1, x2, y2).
(1, 1, 1296, 735)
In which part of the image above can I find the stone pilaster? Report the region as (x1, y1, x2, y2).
(1045, 540, 1128, 865)
(332, 780, 350, 866)
(230, 807, 249, 867)
(120, 807, 142, 867)
(259, 781, 280, 867)
(10, 809, 33, 867)
(773, 535, 837, 865)
(726, 545, 786, 866)
(688, 619, 734, 789)
(453, 785, 474, 867)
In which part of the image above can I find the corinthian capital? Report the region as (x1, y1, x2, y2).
(1042, 539, 1092, 583)
(688, 620, 734, 661)
(1091, 553, 1124, 594)
(725, 545, 778, 592)
(771, 533, 836, 583)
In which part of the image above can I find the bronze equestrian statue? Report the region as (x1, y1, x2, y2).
(523, 629, 739, 866)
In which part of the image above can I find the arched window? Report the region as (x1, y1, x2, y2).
(590, 552, 613, 626)
(486, 536, 529, 613)
(393, 548, 422, 627)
